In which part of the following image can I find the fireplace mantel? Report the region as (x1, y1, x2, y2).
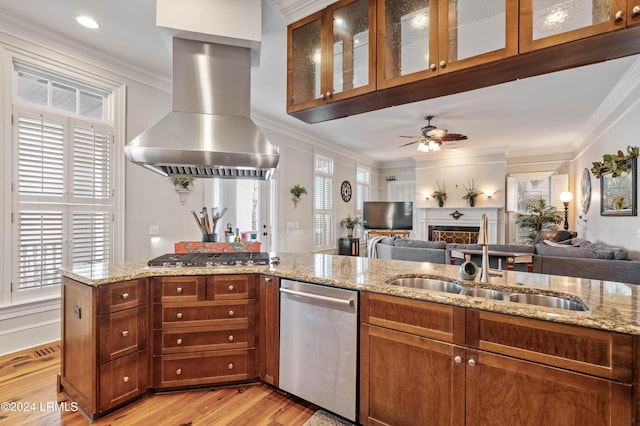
(417, 207, 503, 244)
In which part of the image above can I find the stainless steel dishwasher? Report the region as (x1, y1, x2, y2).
(279, 279, 358, 422)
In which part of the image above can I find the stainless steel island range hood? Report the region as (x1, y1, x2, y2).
(125, 38, 279, 179)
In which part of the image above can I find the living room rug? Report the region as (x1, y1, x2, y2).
(303, 409, 356, 426)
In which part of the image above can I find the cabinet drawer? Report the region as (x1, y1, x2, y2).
(99, 351, 148, 413)
(466, 310, 634, 382)
(154, 300, 255, 328)
(99, 306, 148, 363)
(98, 279, 147, 314)
(361, 292, 465, 344)
(152, 349, 256, 388)
(154, 324, 255, 354)
(153, 276, 206, 302)
(206, 275, 255, 300)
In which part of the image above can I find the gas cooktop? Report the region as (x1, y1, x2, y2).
(147, 252, 270, 267)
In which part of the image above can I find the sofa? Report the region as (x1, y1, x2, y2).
(532, 230, 640, 284)
(374, 233, 640, 284)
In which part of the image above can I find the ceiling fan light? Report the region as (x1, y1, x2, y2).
(427, 128, 447, 138)
(417, 141, 429, 152)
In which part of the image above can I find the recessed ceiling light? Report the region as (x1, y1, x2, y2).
(76, 15, 100, 29)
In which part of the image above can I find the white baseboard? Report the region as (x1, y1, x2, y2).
(0, 298, 61, 355)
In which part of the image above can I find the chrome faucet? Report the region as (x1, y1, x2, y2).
(479, 214, 489, 283)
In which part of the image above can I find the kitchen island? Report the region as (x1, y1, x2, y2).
(59, 253, 640, 424)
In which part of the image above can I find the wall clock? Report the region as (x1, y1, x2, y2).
(580, 167, 591, 214)
(341, 180, 352, 202)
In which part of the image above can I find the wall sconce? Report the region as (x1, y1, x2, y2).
(560, 191, 573, 230)
(483, 190, 497, 199)
(423, 193, 430, 200)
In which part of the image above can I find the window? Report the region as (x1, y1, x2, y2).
(11, 62, 114, 303)
(356, 166, 370, 216)
(507, 173, 568, 212)
(314, 155, 334, 250)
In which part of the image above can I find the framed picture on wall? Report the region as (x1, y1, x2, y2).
(601, 158, 637, 216)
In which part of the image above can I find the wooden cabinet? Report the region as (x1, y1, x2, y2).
(377, 0, 518, 89)
(59, 277, 148, 419)
(258, 275, 280, 386)
(287, 0, 376, 112)
(360, 292, 634, 426)
(288, 0, 640, 124)
(151, 275, 257, 389)
(360, 293, 465, 425)
(520, 0, 628, 53)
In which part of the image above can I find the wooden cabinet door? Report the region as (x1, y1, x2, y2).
(99, 351, 149, 413)
(360, 324, 465, 426)
(377, 0, 440, 89)
(628, 1, 640, 26)
(437, 0, 518, 74)
(258, 275, 280, 386)
(465, 349, 632, 426)
(325, 0, 377, 102)
(520, 0, 627, 53)
(287, 11, 325, 111)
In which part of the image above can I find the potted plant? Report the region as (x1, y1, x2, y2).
(462, 179, 482, 207)
(170, 177, 194, 204)
(290, 184, 307, 208)
(171, 177, 194, 189)
(340, 214, 364, 237)
(432, 181, 447, 207)
(515, 198, 563, 244)
(591, 145, 639, 178)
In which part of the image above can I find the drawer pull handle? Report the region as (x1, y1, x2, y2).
(176, 338, 183, 345)
(228, 285, 235, 291)
(121, 293, 129, 300)
(176, 312, 183, 319)
(228, 310, 235, 317)
(615, 10, 624, 21)
(228, 363, 234, 370)
(228, 335, 234, 342)
(265, 277, 272, 282)
(468, 359, 477, 367)
(454, 355, 462, 364)
(176, 368, 182, 375)
(176, 287, 183, 294)
(123, 376, 129, 383)
(121, 330, 129, 337)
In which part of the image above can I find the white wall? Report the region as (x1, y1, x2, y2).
(573, 71, 640, 259)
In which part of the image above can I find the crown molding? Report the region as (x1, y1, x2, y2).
(252, 112, 381, 168)
(0, 11, 171, 93)
(268, 0, 337, 24)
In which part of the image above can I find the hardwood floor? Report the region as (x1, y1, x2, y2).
(0, 342, 317, 425)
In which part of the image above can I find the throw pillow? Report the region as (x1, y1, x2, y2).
(394, 239, 446, 250)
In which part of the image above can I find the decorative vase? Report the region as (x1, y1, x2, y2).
(347, 227, 354, 238)
(469, 196, 476, 207)
(437, 198, 444, 208)
(459, 258, 479, 280)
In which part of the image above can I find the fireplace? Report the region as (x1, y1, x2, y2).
(417, 208, 503, 243)
(429, 226, 479, 244)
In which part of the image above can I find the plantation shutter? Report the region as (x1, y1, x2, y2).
(72, 210, 111, 265)
(314, 155, 334, 250)
(72, 123, 112, 199)
(17, 210, 64, 292)
(17, 113, 65, 196)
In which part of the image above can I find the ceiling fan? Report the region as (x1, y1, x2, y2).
(398, 115, 468, 152)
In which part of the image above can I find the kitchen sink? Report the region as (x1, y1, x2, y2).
(508, 293, 589, 311)
(389, 278, 463, 294)
(462, 287, 506, 300)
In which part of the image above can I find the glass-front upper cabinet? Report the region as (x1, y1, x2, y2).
(377, 0, 517, 89)
(377, 0, 437, 89)
(287, 12, 323, 111)
(438, 0, 518, 73)
(287, 0, 375, 112)
(520, 0, 628, 52)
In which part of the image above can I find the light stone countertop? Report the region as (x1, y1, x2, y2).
(60, 252, 640, 335)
